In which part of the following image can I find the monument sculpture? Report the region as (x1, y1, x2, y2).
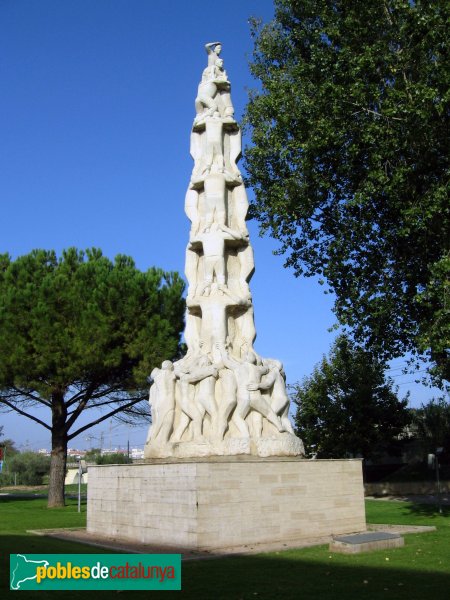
(87, 44, 366, 553)
(144, 43, 304, 459)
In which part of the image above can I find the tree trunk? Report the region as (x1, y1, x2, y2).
(48, 430, 68, 508)
(47, 391, 68, 508)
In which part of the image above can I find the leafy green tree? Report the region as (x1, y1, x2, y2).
(7, 451, 51, 486)
(0, 425, 18, 457)
(244, 0, 449, 384)
(413, 397, 450, 454)
(293, 336, 410, 459)
(0, 426, 19, 484)
(0, 249, 185, 507)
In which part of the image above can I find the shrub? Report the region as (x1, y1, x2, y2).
(7, 452, 51, 485)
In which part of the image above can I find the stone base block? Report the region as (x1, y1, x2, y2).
(145, 433, 304, 459)
(330, 531, 404, 554)
(87, 458, 366, 551)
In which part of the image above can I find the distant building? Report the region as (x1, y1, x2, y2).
(67, 448, 86, 458)
(131, 448, 144, 459)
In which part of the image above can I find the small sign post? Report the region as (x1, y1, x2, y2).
(77, 459, 87, 513)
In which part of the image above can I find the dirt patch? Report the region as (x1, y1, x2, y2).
(0, 485, 47, 493)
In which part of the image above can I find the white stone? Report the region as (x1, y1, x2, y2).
(144, 43, 304, 460)
(87, 460, 366, 551)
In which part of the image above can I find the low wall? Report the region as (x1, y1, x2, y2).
(65, 468, 88, 485)
(365, 481, 450, 496)
(87, 458, 366, 551)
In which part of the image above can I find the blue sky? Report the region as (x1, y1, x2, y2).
(0, 0, 440, 451)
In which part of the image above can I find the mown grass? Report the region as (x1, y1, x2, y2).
(1, 495, 449, 600)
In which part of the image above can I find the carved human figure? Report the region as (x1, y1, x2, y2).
(191, 120, 240, 185)
(184, 310, 202, 352)
(185, 245, 200, 297)
(202, 173, 226, 229)
(190, 223, 245, 295)
(232, 184, 250, 233)
(215, 366, 237, 439)
(203, 117, 224, 173)
(231, 304, 257, 354)
(205, 41, 222, 66)
(185, 187, 200, 234)
(237, 244, 254, 298)
(196, 44, 235, 122)
(172, 355, 218, 442)
(193, 355, 219, 432)
(188, 287, 249, 359)
(228, 128, 243, 179)
(218, 344, 285, 437)
(194, 59, 230, 122)
(261, 358, 295, 434)
(146, 361, 176, 446)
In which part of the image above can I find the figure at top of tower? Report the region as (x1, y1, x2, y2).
(195, 44, 234, 125)
(205, 41, 222, 66)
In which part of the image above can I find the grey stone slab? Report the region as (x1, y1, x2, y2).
(334, 531, 401, 544)
(329, 530, 404, 554)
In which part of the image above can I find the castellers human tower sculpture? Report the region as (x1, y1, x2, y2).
(144, 43, 304, 459)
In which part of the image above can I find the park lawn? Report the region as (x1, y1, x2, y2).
(0, 497, 449, 600)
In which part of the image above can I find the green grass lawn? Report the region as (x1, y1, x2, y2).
(1, 496, 449, 600)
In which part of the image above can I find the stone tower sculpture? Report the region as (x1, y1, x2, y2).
(144, 43, 304, 459)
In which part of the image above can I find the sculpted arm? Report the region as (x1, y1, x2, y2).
(216, 343, 238, 370)
(246, 366, 270, 391)
(219, 224, 246, 240)
(258, 368, 277, 391)
(205, 41, 221, 54)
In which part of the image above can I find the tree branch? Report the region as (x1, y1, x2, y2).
(67, 396, 145, 415)
(345, 101, 403, 121)
(0, 397, 51, 430)
(65, 396, 90, 431)
(67, 397, 145, 440)
(66, 384, 124, 407)
(9, 387, 52, 407)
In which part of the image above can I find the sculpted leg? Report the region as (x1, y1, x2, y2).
(248, 411, 263, 438)
(172, 412, 190, 442)
(233, 395, 251, 437)
(173, 381, 205, 441)
(216, 369, 237, 439)
(249, 392, 284, 432)
(196, 379, 218, 434)
(185, 188, 199, 233)
(198, 256, 214, 295)
(280, 405, 295, 434)
(155, 409, 175, 445)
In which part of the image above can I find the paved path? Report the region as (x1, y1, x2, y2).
(366, 494, 450, 506)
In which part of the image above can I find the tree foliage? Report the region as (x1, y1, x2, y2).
(244, 0, 449, 384)
(6, 451, 51, 486)
(293, 336, 410, 459)
(0, 248, 185, 506)
(0, 426, 18, 457)
(94, 452, 132, 465)
(83, 448, 132, 465)
(413, 397, 450, 454)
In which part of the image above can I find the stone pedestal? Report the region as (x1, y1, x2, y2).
(87, 459, 366, 551)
